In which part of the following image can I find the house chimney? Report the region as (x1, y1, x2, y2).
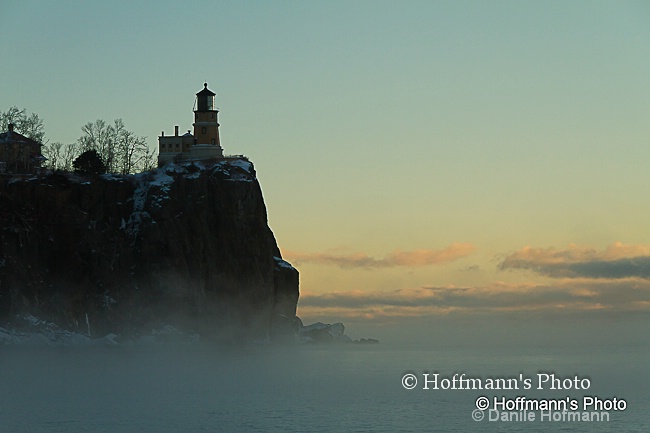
(175, 125, 179, 136)
(161, 130, 165, 136)
(8, 123, 14, 132)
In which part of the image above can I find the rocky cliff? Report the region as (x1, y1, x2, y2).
(0, 159, 299, 342)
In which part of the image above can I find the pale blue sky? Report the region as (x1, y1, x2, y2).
(2, 1, 650, 322)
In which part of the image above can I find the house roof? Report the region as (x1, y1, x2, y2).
(0, 128, 42, 147)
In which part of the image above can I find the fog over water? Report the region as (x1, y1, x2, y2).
(3, 314, 648, 433)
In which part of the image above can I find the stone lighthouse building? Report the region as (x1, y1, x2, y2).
(158, 83, 224, 166)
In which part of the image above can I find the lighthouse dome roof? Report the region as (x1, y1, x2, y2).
(196, 82, 216, 96)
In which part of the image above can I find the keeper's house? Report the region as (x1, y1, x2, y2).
(0, 123, 44, 174)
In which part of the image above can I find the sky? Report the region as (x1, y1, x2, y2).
(2, 0, 650, 342)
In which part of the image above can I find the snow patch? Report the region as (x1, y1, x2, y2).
(125, 172, 157, 237)
(100, 173, 123, 181)
(229, 159, 253, 173)
(149, 170, 174, 187)
(274, 256, 296, 271)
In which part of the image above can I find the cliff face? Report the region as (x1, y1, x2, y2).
(0, 160, 299, 341)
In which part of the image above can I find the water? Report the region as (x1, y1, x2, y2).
(1, 343, 647, 432)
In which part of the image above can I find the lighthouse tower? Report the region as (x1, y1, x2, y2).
(157, 82, 226, 166)
(190, 82, 224, 160)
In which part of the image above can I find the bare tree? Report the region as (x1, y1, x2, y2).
(60, 143, 77, 171)
(78, 119, 115, 172)
(42, 141, 63, 170)
(77, 118, 155, 174)
(2, 109, 156, 174)
(140, 146, 158, 172)
(113, 119, 150, 174)
(0, 106, 46, 143)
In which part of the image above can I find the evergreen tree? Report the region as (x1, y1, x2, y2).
(73, 150, 107, 175)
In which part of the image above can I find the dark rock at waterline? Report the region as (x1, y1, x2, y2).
(354, 338, 379, 344)
(299, 321, 350, 343)
(297, 320, 379, 344)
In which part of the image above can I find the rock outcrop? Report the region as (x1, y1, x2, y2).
(0, 159, 299, 342)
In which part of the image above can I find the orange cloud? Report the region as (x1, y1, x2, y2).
(283, 242, 475, 269)
(297, 278, 650, 320)
(500, 242, 650, 279)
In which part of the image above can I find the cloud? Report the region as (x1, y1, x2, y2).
(292, 242, 650, 321)
(283, 243, 475, 269)
(500, 242, 650, 279)
(297, 278, 650, 320)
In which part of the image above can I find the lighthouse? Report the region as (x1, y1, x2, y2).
(158, 82, 224, 166)
(191, 83, 223, 159)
